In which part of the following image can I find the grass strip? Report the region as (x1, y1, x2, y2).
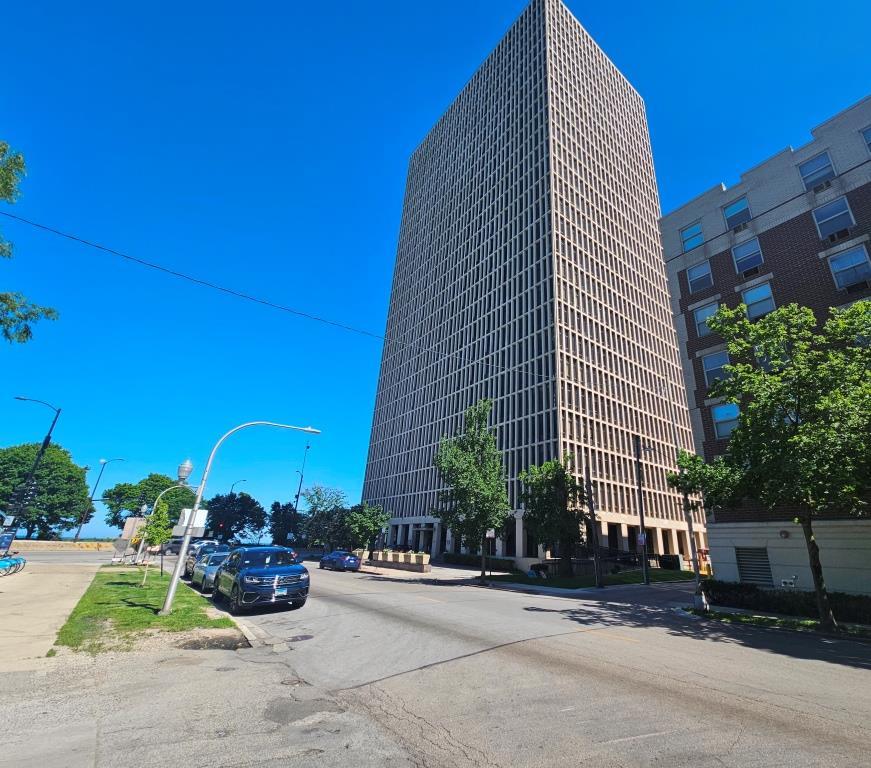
(487, 568, 696, 590)
(56, 567, 234, 653)
(689, 609, 871, 639)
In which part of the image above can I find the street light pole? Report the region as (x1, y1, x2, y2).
(293, 443, 311, 515)
(159, 422, 320, 615)
(74, 457, 124, 542)
(633, 434, 650, 586)
(229, 479, 247, 496)
(10, 397, 61, 531)
(584, 463, 603, 588)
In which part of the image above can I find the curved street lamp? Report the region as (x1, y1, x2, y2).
(134, 459, 195, 563)
(74, 457, 125, 542)
(159, 422, 320, 615)
(229, 479, 247, 496)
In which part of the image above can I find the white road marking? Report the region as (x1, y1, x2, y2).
(600, 729, 677, 745)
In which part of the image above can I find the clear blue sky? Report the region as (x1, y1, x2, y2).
(3, 0, 869, 538)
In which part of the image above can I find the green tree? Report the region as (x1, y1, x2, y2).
(703, 300, 871, 631)
(268, 500, 307, 546)
(0, 141, 58, 342)
(302, 485, 349, 549)
(205, 492, 266, 541)
(433, 399, 511, 581)
(102, 473, 196, 530)
(0, 443, 90, 538)
(519, 455, 586, 576)
(346, 502, 389, 554)
(139, 499, 172, 584)
(666, 451, 741, 519)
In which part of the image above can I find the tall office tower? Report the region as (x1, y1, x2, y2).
(363, 0, 703, 568)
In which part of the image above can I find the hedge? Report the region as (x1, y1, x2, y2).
(442, 552, 517, 571)
(701, 579, 871, 625)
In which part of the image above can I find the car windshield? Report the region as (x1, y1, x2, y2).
(208, 554, 228, 565)
(332, 551, 350, 557)
(240, 550, 296, 567)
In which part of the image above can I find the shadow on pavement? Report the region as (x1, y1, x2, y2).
(523, 599, 871, 671)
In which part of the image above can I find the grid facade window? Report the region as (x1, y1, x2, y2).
(680, 222, 703, 252)
(732, 237, 764, 274)
(693, 302, 718, 337)
(702, 350, 730, 387)
(687, 261, 713, 292)
(829, 245, 871, 290)
(798, 152, 835, 190)
(712, 403, 739, 439)
(364, 0, 701, 562)
(723, 196, 751, 229)
(813, 197, 855, 239)
(742, 282, 775, 319)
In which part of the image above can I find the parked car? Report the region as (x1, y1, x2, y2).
(191, 552, 229, 592)
(213, 546, 309, 613)
(183, 541, 227, 578)
(319, 550, 361, 571)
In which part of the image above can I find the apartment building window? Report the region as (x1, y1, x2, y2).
(798, 152, 835, 191)
(742, 282, 775, 320)
(693, 302, 718, 337)
(723, 196, 751, 229)
(702, 350, 730, 387)
(712, 403, 739, 438)
(813, 197, 854, 239)
(732, 237, 763, 274)
(863, 126, 871, 154)
(829, 245, 871, 291)
(687, 261, 713, 292)
(680, 222, 703, 252)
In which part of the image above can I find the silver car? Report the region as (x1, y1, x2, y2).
(191, 552, 229, 592)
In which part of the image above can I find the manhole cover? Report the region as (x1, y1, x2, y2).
(287, 634, 313, 642)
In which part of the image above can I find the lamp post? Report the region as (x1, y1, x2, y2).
(633, 434, 651, 586)
(229, 479, 247, 496)
(134, 459, 194, 563)
(159, 422, 320, 615)
(293, 444, 311, 516)
(10, 397, 62, 531)
(74, 457, 124, 541)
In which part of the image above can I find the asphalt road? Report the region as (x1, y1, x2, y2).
(233, 566, 871, 768)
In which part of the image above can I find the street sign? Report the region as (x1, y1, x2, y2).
(121, 517, 145, 539)
(177, 508, 208, 528)
(637, 532, 647, 546)
(0, 532, 14, 553)
(0, 514, 14, 529)
(171, 525, 206, 538)
(485, 529, 496, 539)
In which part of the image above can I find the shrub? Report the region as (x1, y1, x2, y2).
(442, 552, 516, 571)
(701, 580, 871, 625)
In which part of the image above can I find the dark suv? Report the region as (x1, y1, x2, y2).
(213, 546, 309, 613)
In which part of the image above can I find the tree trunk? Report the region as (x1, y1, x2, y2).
(480, 532, 487, 582)
(799, 514, 837, 631)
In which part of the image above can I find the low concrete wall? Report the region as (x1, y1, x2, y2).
(708, 519, 871, 596)
(11, 540, 115, 552)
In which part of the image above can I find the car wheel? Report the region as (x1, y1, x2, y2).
(287, 599, 306, 610)
(229, 586, 242, 615)
(212, 584, 223, 604)
(319, 562, 324, 569)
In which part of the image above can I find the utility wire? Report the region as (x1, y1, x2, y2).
(0, 209, 552, 382)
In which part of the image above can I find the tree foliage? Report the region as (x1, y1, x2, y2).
(205, 491, 266, 540)
(346, 502, 388, 551)
(302, 485, 349, 548)
(666, 451, 741, 516)
(141, 499, 172, 548)
(0, 443, 90, 538)
(102, 473, 196, 530)
(696, 300, 870, 630)
(268, 500, 306, 546)
(433, 399, 511, 579)
(519, 455, 586, 576)
(0, 141, 58, 343)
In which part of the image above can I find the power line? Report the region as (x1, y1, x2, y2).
(0, 209, 552, 382)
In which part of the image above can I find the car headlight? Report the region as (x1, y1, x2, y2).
(299, 572, 309, 581)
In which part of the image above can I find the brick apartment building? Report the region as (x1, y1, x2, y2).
(660, 96, 871, 594)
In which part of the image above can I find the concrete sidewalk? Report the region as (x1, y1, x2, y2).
(0, 560, 100, 670)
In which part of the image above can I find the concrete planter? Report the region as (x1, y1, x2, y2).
(369, 551, 431, 573)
